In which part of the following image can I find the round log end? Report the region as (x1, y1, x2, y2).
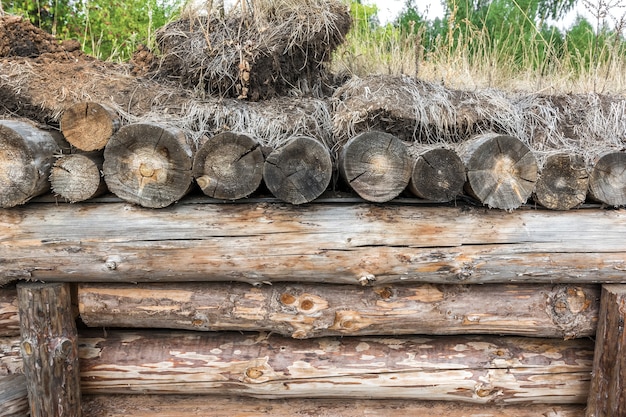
(192, 132, 263, 200)
(589, 151, 626, 207)
(51, 153, 105, 203)
(409, 148, 465, 202)
(464, 134, 537, 210)
(340, 131, 412, 203)
(0, 120, 59, 208)
(263, 136, 332, 205)
(60, 102, 120, 152)
(103, 123, 193, 208)
(533, 154, 588, 210)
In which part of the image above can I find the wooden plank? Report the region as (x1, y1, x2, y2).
(78, 330, 593, 404)
(0, 374, 29, 417)
(78, 282, 600, 339)
(586, 284, 626, 417)
(18, 282, 82, 417)
(2, 202, 626, 285)
(0, 336, 23, 375)
(0, 286, 19, 337)
(81, 395, 586, 417)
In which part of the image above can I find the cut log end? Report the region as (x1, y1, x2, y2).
(103, 123, 193, 208)
(409, 147, 465, 202)
(533, 153, 589, 210)
(60, 102, 120, 152)
(588, 151, 626, 207)
(340, 131, 412, 203)
(263, 136, 332, 205)
(0, 120, 59, 208)
(463, 134, 538, 210)
(192, 132, 263, 200)
(51, 153, 106, 203)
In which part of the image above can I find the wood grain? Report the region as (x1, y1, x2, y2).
(0, 286, 19, 337)
(2, 202, 626, 285)
(78, 282, 599, 339)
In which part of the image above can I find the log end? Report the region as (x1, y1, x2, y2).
(409, 148, 465, 202)
(61, 102, 120, 152)
(533, 154, 588, 210)
(51, 153, 105, 203)
(588, 151, 626, 207)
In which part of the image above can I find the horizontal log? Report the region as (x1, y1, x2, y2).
(77, 282, 599, 339)
(2, 202, 626, 285)
(0, 286, 19, 337)
(81, 395, 586, 417)
(0, 374, 28, 417)
(78, 330, 593, 404)
(0, 336, 23, 375)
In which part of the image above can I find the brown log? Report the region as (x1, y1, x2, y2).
(0, 336, 23, 376)
(0, 120, 61, 208)
(0, 286, 19, 337)
(81, 395, 586, 417)
(263, 136, 332, 204)
(461, 133, 538, 210)
(339, 131, 412, 202)
(60, 102, 120, 152)
(78, 330, 592, 404)
(103, 123, 194, 208)
(193, 132, 263, 200)
(77, 282, 599, 339)
(17, 282, 82, 417)
(586, 284, 626, 417)
(50, 152, 107, 202)
(2, 202, 626, 286)
(408, 147, 465, 202)
(533, 153, 588, 210)
(0, 374, 29, 417)
(588, 151, 626, 207)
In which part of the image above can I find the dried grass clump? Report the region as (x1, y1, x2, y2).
(155, 0, 351, 100)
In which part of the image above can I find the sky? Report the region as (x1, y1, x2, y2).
(369, 0, 625, 30)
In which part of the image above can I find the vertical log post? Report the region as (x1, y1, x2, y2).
(586, 284, 626, 417)
(17, 282, 81, 417)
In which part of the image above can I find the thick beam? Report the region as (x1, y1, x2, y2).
(0, 374, 29, 417)
(81, 395, 586, 417)
(586, 284, 626, 417)
(2, 202, 626, 285)
(17, 282, 82, 417)
(78, 330, 593, 404)
(78, 282, 599, 339)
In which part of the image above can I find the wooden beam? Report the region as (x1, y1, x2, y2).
(586, 284, 626, 417)
(78, 330, 593, 404)
(2, 202, 626, 285)
(17, 282, 82, 417)
(0, 286, 19, 337)
(0, 336, 23, 375)
(0, 374, 29, 417)
(81, 395, 586, 417)
(77, 282, 599, 339)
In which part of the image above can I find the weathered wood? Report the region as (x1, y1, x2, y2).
(60, 102, 120, 152)
(0, 374, 29, 417)
(462, 133, 538, 210)
(50, 152, 107, 202)
(339, 131, 412, 202)
(2, 202, 626, 285)
(81, 395, 586, 417)
(263, 136, 332, 204)
(78, 330, 592, 404)
(0, 120, 61, 208)
(588, 151, 626, 207)
(17, 282, 81, 417)
(408, 147, 465, 202)
(103, 123, 194, 208)
(586, 284, 626, 417)
(193, 132, 263, 200)
(533, 153, 588, 210)
(77, 282, 599, 339)
(0, 286, 19, 337)
(0, 336, 23, 375)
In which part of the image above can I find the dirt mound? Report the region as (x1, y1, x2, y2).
(0, 15, 81, 58)
(154, 0, 351, 100)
